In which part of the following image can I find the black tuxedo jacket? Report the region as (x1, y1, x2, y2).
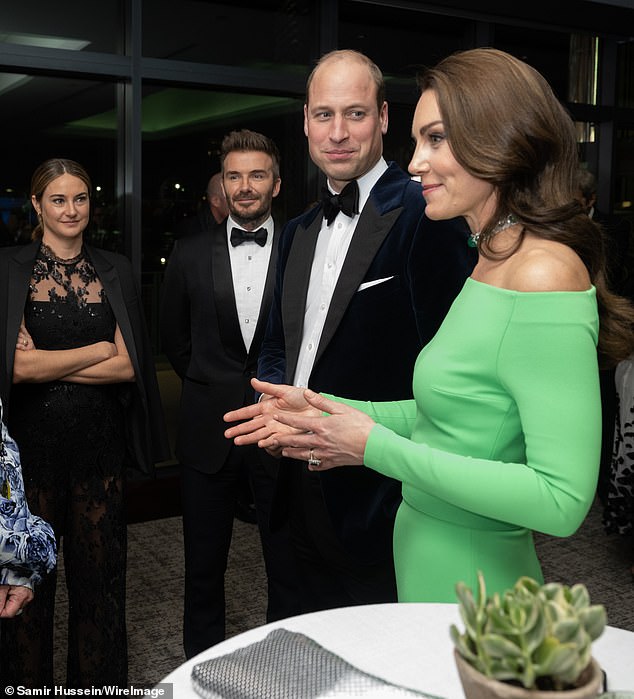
(0, 241, 170, 475)
(160, 221, 279, 474)
(259, 162, 476, 564)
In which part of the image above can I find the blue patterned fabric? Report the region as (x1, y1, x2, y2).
(0, 400, 57, 588)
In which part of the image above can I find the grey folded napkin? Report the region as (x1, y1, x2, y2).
(191, 627, 443, 698)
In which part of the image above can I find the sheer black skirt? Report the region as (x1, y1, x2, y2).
(1, 381, 128, 689)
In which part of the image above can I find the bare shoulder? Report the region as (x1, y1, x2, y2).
(504, 237, 591, 292)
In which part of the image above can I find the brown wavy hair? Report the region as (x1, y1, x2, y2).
(418, 48, 634, 367)
(31, 158, 92, 240)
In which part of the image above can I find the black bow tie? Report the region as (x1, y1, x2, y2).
(230, 227, 268, 247)
(321, 180, 360, 225)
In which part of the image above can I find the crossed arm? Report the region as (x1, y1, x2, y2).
(13, 322, 135, 385)
(4, 322, 134, 618)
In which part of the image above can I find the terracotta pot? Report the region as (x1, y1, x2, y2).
(453, 649, 604, 699)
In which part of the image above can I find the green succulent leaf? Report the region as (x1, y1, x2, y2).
(456, 581, 478, 630)
(524, 611, 548, 653)
(579, 605, 607, 640)
(541, 582, 561, 597)
(521, 664, 537, 689)
(553, 618, 582, 643)
(452, 631, 479, 664)
(534, 642, 579, 679)
(516, 576, 541, 595)
(476, 571, 487, 607)
(452, 574, 604, 689)
(480, 633, 524, 659)
(486, 607, 519, 635)
(508, 604, 528, 629)
(570, 583, 590, 610)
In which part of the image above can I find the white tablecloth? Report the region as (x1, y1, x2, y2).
(159, 602, 634, 698)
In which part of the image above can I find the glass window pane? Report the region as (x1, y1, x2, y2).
(340, 2, 472, 83)
(382, 102, 417, 175)
(141, 84, 306, 350)
(0, 2, 121, 54)
(614, 125, 634, 226)
(0, 72, 118, 250)
(141, 85, 305, 268)
(616, 39, 634, 108)
(494, 24, 571, 100)
(568, 34, 598, 105)
(143, 0, 315, 71)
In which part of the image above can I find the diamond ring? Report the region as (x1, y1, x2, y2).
(308, 448, 321, 468)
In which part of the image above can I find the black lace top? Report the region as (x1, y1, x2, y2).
(9, 243, 126, 483)
(26, 242, 112, 346)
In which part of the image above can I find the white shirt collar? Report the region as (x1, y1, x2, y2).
(226, 214, 274, 236)
(225, 214, 274, 252)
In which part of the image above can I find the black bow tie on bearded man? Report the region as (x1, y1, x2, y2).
(230, 227, 268, 247)
(321, 180, 360, 225)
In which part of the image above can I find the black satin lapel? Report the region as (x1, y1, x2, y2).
(281, 216, 322, 381)
(211, 227, 246, 359)
(89, 247, 138, 371)
(6, 243, 37, 383)
(248, 227, 278, 363)
(315, 202, 402, 363)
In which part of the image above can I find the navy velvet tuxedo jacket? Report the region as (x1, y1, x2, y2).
(160, 221, 279, 474)
(0, 241, 170, 475)
(258, 161, 476, 564)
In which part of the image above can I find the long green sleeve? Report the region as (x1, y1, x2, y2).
(363, 279, 600, 539)
(323, 395, 417, 438)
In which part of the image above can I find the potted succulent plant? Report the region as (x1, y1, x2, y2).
(450, 572, 606, 698)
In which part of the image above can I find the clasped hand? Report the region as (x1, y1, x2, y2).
(0, 584, 33, 618)
(223, 378, 375, 470)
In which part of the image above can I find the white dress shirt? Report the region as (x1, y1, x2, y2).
(293, 158, 388, 387)
(226, 215, 274, 352)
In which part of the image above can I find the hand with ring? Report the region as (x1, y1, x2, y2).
(16, 323, 35, 352)
(271, 389, 376, 471)
(224, 379, 320, 456)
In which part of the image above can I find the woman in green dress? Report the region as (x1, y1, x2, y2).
(224, 48, 634, 602)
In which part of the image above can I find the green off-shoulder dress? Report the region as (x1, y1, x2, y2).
(332, 277, 601, 602)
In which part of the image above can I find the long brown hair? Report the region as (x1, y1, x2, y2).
(418, 48, 634, 367)
(31, 158, 92, 240)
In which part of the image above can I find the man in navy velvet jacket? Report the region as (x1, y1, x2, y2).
(257, 49, 476, 612)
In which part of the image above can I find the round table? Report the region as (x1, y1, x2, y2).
(159, 602, 634, 697)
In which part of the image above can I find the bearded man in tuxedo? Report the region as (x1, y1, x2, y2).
(161, 129, 300, 657)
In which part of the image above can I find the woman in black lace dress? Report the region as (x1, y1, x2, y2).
(0, 158, 169, 688)
(603, 355, 634, 577)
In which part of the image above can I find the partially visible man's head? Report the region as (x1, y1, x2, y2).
(304, 50, 388, 192)
(206, 172, 229, 223)
(575, 168, 597, 214)
(220, 129, 281, 230)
